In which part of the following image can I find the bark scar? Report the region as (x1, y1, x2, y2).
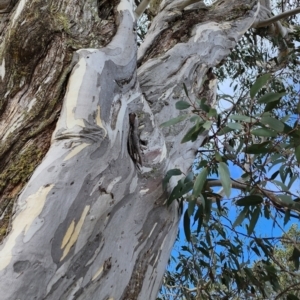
(128, 113, 143, 168)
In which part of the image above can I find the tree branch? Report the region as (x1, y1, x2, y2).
(274, 281, 300, 299)
(207, 178, 248, 191)
(255, 7, 300, 28)
(206, 179, 300, 213)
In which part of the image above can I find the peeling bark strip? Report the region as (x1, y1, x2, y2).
(0, 0, 261, 299)
(128, 113, 143, 167)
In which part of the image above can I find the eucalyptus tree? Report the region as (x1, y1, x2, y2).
(0, 0, 299, 299)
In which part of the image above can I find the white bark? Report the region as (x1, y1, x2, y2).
(0, 0, 262, 299)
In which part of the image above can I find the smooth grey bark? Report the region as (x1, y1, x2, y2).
(0, 0, 263, 299)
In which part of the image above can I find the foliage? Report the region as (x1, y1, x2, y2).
(158, 224, 300, 300)
(272, 225, 300, 299)
(158, 1, 300, 298)
(162, 71, 300, 212)
(159, 73, 300, 299)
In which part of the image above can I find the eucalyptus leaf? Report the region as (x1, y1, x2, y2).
(197, 98, 210, 112)
(203, 120, 212, 130)
(270, 170, 279, 180)
(284, 209, 290, 226)
(204, 197, 212, 223)
(236, 138, 245, 153)
(190, 115, 201, 122)
(236, 195, 263, 206)
(160, 114, 189, 127)
(188, 198, 197, 217)
(162, 168, 182, 191)
(185, 172, 194, 184)
(198, 247, 210, 258)
(264, 205, 270, 219)
(182, 83, 189, 97)
(260, 116, 285, 132)
(272, 180, 289, 191)
(196, 205, 204, 234)
(233, 207, 248, 228)
(256, 238, 270, 257)
(257, 92, 286, 104)
(167, 180, 193, 206)
(227, 122, 243, 130)
(208, 108, 217, 118)
(176, 100, 191, 110)
(251, 128, 277, 137)
(245, 142, 271, 154)
(215, 152, 222, 162)
(218, 162, 231, 198)
(264, 99, 280, 112)
(181, 124, 206, 143)
(288, 175, 298, 189)
(277, 194, 294, 204)
(250, 73, 270, 98)
(229, 115, 253, 122)
(193, 168, 208, 197)
(183, 210, 191, 242)
(216, 197, 222, 212)
(279, 165, 288, 183)
(217, 126, 235, 135)
(252, 246, 261, 257)
(247, 206, 260, 235)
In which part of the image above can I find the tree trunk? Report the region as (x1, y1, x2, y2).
(0, 0, 259, 299)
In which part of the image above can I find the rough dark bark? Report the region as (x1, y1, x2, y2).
(0, 0, 263, 299)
